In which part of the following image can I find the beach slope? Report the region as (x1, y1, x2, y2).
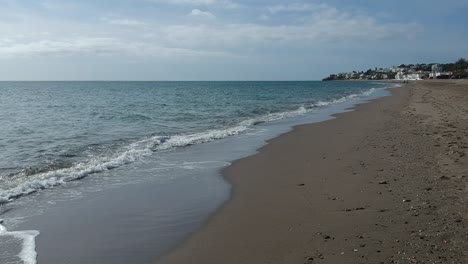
(157, 80, 468, 264)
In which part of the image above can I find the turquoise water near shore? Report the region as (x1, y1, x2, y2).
(0, 81, 397, 264)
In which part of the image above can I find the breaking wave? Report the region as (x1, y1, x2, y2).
(0, 86, 387, 204)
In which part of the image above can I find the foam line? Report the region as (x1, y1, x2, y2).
(0, 85, 394, 205)
(0, 221, 40, 264)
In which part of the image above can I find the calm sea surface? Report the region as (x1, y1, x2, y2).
(0, 81, 396, 264)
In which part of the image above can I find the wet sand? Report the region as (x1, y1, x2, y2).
(156, 80, 468, 264)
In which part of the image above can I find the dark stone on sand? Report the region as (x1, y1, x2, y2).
(378, 181, 388, 184)
(344, 207, 366, 212)
(298, 183, 305, 186)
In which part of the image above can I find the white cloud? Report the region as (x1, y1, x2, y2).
(0, 37, 230, 58)
(258, 14, 270, 21)
(160, 0, 217, 4)
(268, 3, 328, 14)
(100, 17, 146, 26)
(160, 20, 422, 50)
(188, 9, 216, 19)
(0, 1, 422, 59)
(151, 0, 238, 8)
(0, 38, 117, 57)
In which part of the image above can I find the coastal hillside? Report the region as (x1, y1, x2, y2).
(323, 58, 468, 81)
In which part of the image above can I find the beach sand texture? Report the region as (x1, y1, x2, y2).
(156, 80, 468, 264)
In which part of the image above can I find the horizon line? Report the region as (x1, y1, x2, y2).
(0, 80, 323, 82)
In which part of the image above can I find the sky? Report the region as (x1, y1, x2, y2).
(0, 0, 467, 80)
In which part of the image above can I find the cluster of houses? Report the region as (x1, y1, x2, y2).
(395, 64, 450, 80)
(323, 63, 467, 81)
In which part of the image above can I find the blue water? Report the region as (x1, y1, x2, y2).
(0, 81, 396, 264)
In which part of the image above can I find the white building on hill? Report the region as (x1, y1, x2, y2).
(396, 72, 428, 80)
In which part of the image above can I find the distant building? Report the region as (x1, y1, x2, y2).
(395, 72, 429, 80)
(432, 64, 442, 72)
(395, 72, 405, 80)
(429, 71, 449, 78)
(431, 64, 443, 78)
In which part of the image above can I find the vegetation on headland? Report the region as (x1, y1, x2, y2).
(322, 58, 468, 81)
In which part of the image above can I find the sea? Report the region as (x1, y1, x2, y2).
(0, 81, 398, 264)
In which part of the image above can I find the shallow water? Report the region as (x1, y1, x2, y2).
(0, 81, 397, 263)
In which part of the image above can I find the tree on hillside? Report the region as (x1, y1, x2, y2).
(455, 58, 468, 71)
(443, 58, 468, 72)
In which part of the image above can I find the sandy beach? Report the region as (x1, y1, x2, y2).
(156, 80, 468, 264)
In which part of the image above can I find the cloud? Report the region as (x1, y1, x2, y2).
(0, 1, 423, 59)
(151, 0, 238, 8)
(159, 0, 217, 4)
(100, 17, 146, 26)
(188, 9, 216, 19)
(0, 37, 231, 58)
(268, 3, 328, 14)
(258, 14, 270, 21)
(0, 38, 118, 57)
(161, 21, 422, 50)
(154, 2, 423, 50)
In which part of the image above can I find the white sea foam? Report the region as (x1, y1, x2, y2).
(314, 88, 378, 107)
(0, 222, 39, 264)
(0, 85, 387, 204)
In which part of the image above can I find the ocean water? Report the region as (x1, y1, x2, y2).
(0, 81, 397, 264)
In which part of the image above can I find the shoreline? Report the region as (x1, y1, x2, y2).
(156, 80, 468, 264)
(2, 81, 392, 264)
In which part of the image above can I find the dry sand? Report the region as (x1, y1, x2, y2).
(156, 80, 468, 264)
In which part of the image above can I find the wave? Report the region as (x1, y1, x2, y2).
(0, 86, 388, 204)
(314, 88, 377, 106)
(0, 221, 39, 264)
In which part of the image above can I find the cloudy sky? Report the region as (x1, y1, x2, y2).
(0, 0, 467, 80)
